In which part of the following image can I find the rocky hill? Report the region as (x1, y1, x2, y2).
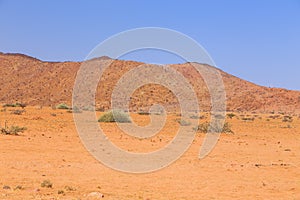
(1, 52, 300, 113)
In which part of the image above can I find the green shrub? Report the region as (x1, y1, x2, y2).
(56, 103, 70, 110)
(0, 122, 27, 135)
(194, 122, 233, 134)
(10, 126, 27, 134)
(3, 103, 17, 107)
(3, 102, 26, 108)
(98, 110, 131, 123)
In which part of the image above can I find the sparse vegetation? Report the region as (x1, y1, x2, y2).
(241, 117, 255, 121)
(9, 126, 27, 134)
(14, 185, 24, 190)
(10, 109, 25, 115)
(137, 110, 150, 115)
(64, 185, 76, 191)
(58, 190, 65, 195)
(227, 113, 236, 119)
(41, 180, 52, 188)
(2, 185, 11, 190)
(282, 115, 293, 123)
(280, 124, 292, 129)
(56, 103, 70, 110)
(194, 122, 233, 134)
(98, 110, 131, 123)
(0, 122, 27, 135)
(3, 103, 17, 108)
(3, 102, 26, 108)
(268, 115, 281, 120)
(16, 102, 26, 109)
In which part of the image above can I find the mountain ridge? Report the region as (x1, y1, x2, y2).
(1, 52, 299, 113)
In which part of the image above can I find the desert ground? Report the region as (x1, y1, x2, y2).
(0, 106, 299, 200)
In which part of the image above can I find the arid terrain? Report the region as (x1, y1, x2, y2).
(0, 52, 299, 199)
(0, 107, 299, 199)
(1, 52, 300, 113)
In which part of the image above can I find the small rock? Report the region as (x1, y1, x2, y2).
(33, 188, 40, 193)
(87, 192, 104, 199)
(2, 185, 11, 190)
(58, 190, 65, 195)
(14, 185, 23, 190)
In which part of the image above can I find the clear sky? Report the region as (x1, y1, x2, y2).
(0, 0, 299, 90)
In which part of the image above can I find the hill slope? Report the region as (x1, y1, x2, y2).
(1, 52, 300, 113)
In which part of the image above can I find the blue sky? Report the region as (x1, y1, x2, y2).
(0, 0, 299, 90)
